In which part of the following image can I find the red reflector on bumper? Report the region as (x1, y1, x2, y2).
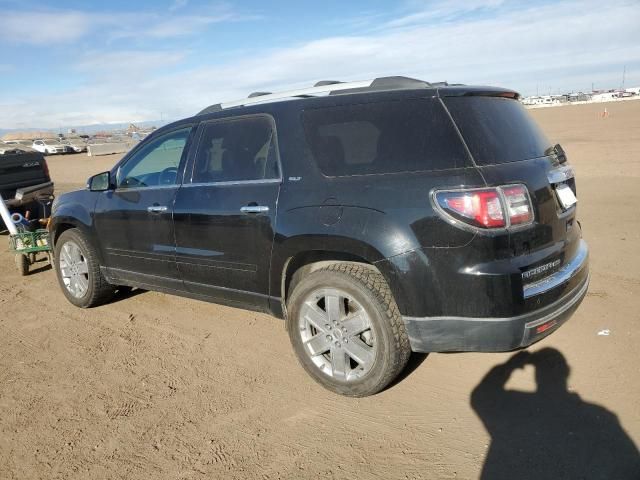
(536, 320, 558, 334)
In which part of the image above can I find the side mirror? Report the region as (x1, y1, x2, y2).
(88, 171, 112, 191)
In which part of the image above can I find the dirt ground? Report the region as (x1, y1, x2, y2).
(1, 101, 639, 479)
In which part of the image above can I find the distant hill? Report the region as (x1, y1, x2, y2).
(0, 120, 168, 139)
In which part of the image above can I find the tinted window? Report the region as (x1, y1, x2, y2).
(444, 96, 551, 165)
(117, 127, 191, 189)
(192, 116, 279, 183)
(303, 98, 468, 177)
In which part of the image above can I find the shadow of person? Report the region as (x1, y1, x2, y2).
(471, 348, 639, 479)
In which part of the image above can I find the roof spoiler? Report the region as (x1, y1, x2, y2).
(440, 87, 520, 100)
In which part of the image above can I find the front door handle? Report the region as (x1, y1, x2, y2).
(240, 205, 269, 214)
(147, 205, 168, 213)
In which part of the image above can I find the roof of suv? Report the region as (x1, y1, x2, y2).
(196, 76, 520, 116)
(143, 76, 520, 143)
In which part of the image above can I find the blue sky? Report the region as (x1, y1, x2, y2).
(0, 0, 639, 129)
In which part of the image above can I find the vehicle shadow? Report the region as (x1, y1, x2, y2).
(388, 352, 429, 389)
(112, 287, 146, 302)
(471, 348, 640, 479)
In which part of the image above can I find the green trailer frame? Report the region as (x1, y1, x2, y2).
(8, 229, 52, 275)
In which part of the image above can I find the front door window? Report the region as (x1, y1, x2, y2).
(117, 127, 191, 189)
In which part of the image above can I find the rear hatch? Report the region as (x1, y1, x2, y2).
(0, 152, 50, 199)
(442, 93, 583, 294)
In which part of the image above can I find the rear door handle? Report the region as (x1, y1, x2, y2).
(147, 205, 168, 213)
(240, 205, 269, 214)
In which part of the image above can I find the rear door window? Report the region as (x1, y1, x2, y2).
(443, 96, 552, 165)
(303, 98, 469, 177)
(191, 115, 280, 183)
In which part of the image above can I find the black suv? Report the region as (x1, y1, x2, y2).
(50, 76, 589, 396)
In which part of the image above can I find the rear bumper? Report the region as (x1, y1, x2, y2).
(403, 242, 589, 352)
(4, 182, 54, 208)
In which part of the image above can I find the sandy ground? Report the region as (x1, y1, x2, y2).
(1, 101, 639, 479)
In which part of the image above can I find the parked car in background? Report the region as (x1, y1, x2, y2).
(32, 139, 71, 155)
(0, 146, 22, 155)
(61, 138, 88, 153)
(0, 144, 35, 154)
(49, 76, 589, 396)
(4, 140, 36, 150)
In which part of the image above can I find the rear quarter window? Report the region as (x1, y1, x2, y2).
(443, 96, 552, 165)
(303, 98, 469, 177)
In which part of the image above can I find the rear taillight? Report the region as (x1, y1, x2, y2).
(434, 184, 533, 230)
(501, 185, 533, 225)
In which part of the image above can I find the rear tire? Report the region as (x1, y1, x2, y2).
(15, 254, 29, 276)
(54, 228, 115, 308)
(287, 262, 411, 397)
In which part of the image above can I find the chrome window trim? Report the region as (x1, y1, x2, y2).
(181, 178, 282, 188)
(112, 184, 179, 193)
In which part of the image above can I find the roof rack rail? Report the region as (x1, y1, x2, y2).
(198, 104, 222, 115)
(248, 91, 272, 98)
(197, 76, 435, 115)
(369, 76, 430, 89)
(314, 80, 343, 87)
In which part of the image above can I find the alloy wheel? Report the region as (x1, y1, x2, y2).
(58, 240, 90, 298)
(298, 288, 376, 382)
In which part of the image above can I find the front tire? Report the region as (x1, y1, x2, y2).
(54, 229, 115, 308)
(287, 263, 411, 397)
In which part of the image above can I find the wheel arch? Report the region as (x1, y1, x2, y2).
(51, 221, 76, 246)
(274, 246, 410, 321)
(272, 247, 423, 321)
(281, 250, 376, 305)
(50, 212, 100, 263)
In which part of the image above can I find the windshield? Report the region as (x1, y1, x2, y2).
(44, 140, 61, 145)
(444, 96, 551, 165)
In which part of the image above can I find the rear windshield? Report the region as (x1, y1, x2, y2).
(303, 98, 468, 177)
(444, 96, 551, 165)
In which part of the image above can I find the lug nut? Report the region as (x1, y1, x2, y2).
(326, 335, 332, 341)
